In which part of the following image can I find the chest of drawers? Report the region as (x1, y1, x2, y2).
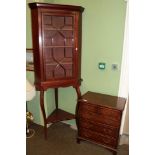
(76, 91, 126, 155)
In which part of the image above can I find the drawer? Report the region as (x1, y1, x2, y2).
(78, 118, 119, 139)
(79, 128, 117, 148)
(79, 102, 121, 121)
(78, 110, 121, 127)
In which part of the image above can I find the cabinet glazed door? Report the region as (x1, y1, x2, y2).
(41, 12, 76, 81)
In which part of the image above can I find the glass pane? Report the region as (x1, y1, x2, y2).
(42, 13, 74, 80)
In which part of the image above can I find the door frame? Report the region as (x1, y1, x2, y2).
(118, 0, 129, 135)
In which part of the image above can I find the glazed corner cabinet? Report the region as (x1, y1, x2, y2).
(29, 3, 84, 138)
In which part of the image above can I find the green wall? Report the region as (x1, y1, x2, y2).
(26, 0, 48, 48)
(26, 0, 127, 125)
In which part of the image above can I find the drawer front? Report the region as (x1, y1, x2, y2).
(79, 103, 121, 120)
(79, 128, 117, 148)
(78, 103, 121, 127)
(78, 111, 120, 127)
(78, 118, 119, 138)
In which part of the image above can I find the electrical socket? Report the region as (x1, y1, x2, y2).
(112, 64, 118, 70)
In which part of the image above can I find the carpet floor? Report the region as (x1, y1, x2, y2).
(26, 122, 129, 155)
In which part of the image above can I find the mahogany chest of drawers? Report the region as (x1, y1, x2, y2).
(76, 91, 126, 155)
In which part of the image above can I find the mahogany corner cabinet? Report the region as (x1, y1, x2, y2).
(29, 2, 84, 139)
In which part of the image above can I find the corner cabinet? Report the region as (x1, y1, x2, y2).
(29, 3, 84, 138)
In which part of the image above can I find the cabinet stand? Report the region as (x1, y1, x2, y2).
(40, 86, 81, 139)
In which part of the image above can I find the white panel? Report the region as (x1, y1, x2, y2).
(118, 1, 129, 135)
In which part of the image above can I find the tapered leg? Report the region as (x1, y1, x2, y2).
(75, 84, 81, 130)
(55, 88, 58, 110)
(112, 151, 117, 155)
(76, 137, 81, 144)
(74, 85, 82, 144)
(40, 90, 47, 139)
(75, 85, 81, 99)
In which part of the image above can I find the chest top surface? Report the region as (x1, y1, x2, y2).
(81, 91, 126, 111)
